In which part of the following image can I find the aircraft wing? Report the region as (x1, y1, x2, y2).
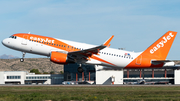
(68, 35, 114, 62)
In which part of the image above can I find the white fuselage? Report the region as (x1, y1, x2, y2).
(2, 36, 141, 69)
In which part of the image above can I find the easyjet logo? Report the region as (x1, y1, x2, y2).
(150, 33, 174, 54)
(30, 36, 55, 43)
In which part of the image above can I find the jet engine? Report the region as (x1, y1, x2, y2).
(50, 51, 68, 64)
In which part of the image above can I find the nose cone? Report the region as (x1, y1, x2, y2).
(2, 38, 9, 47)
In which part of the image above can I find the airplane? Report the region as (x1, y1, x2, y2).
(2, 31, 177, 72)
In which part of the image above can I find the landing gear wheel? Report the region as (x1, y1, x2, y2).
(77, 67, 83, 73)
(20, 58, 24, 62)
(20, 52, 26, 62)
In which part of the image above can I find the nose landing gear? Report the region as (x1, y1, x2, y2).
(77, 64, 84, 73)
(20, 52, 26, 62)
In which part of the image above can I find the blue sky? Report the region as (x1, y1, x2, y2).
(0, 0, 180, 59)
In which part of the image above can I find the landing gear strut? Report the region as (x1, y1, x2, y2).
(77, 64, 83, 73)
(20, 52, 26, 62)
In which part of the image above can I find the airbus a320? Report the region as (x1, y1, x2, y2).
(2, 31, 177, 72)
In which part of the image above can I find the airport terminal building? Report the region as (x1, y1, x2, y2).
(1, 63, 180, 85)
(0, 71, 63, 85)
(64, 63, 180, 85)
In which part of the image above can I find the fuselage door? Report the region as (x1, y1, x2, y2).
(136, 55, 142, 65)
(22, 35, 28, 45)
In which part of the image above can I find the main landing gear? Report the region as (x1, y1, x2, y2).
(20, 52, 26, 62)
(77, 64, 84, 73)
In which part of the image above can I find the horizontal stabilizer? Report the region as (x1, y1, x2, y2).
(151, 60, 175, 66)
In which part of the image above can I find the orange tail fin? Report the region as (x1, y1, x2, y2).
(125, 31, 177, 69)
(142, 31, 177, 60)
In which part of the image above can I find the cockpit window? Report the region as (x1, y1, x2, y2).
(9, 36, 17, 39)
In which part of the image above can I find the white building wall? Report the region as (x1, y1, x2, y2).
(0, 71, 63, 85)
(4, 71, 27, 84)
(174, 69, 180, 84)
(95, 65, 123, 85)
(0, 72, 5, 84)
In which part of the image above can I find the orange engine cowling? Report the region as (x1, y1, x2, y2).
(50, 51, 68, 64)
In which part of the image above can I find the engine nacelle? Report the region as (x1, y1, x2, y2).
(50, 51, 68, 64)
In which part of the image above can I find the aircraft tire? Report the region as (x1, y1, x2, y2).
(77, 67, 83, 73)
(20, 58, 24, 62)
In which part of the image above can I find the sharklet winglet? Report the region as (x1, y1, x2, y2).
(103, 35, 114, 46)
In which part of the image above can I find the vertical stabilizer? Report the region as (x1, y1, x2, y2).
(142, 31, 177, 60)
(125, 31, 177, 68)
